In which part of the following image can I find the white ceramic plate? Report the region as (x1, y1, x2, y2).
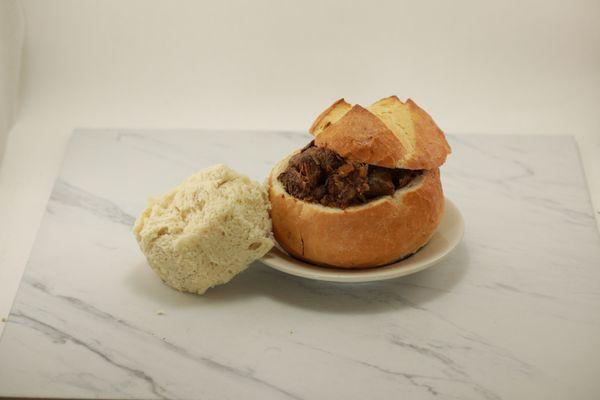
(260, 198, 464, 283)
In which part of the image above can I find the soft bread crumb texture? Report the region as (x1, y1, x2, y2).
(133, 164, 273, 294)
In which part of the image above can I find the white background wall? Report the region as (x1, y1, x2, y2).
(1, 0, 599, 331)
(0, 0, 23, 161)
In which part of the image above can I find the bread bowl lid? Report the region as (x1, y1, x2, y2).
(308, 96, 451, 170)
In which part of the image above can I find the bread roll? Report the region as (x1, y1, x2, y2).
(134, 165, 273, 294)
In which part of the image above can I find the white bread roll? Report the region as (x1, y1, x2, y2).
(133, 165, 273, 294)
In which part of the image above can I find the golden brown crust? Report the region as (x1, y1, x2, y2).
(403, 99, 451, 169)
(268, 153, 445, 268)
(314, 105, 405, 168)
(308, 98, 352, 136)
(309, 96, 451, 170)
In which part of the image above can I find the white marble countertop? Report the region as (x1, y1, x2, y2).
(0, 130, 599, 399)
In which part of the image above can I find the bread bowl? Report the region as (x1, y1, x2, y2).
(268, 96, 451, 268)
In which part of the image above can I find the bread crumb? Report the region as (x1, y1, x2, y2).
(1, 317, 6, 323)
(155, 310, 166, 315)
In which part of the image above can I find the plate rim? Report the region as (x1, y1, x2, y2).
(259, 198, 464, 283)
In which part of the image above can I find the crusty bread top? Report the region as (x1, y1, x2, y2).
(308, 96, 451, 170)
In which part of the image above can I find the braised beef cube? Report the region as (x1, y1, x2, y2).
(297, 157, 321, 185)
(366, 168, 395, 197)
(320, 151, 344, 173)
(395, 170, 421, 188)
(278, 169, 307, 198)
(324, 166, 369, 208)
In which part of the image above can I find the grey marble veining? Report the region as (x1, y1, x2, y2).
(0, 130, 599, 400)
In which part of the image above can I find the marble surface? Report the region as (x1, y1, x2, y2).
(0, 130, 599, 400)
